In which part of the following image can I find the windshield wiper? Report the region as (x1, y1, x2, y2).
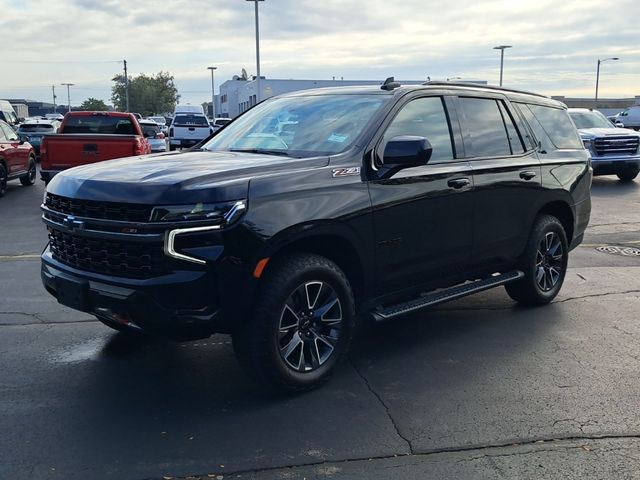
(228, 148, 296, 157)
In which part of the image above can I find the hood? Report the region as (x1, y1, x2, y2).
(47, 150, 328, 205)
(578, 127, 640, 139)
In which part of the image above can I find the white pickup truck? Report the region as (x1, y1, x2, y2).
(168, 113, 213, 151)
(610, 105, 640, 131)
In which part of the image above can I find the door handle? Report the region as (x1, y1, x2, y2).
(520, 170, 537, 180)
(447, 178, 471, 189)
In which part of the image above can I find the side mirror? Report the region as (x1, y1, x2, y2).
(615, 122, 625, 128)
(383, 135, 432, 166)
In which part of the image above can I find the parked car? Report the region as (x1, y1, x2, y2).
(168, 113, 213, 150)
(139, 119, 167, 153)
(0, 120, 36, 197)
(41, 82, 591, 392)
(0, 100, 20, 129)
(610, 105, 640, 130)
(210, 117, 232, 132)
(17, 119, 60, 158)
(569, 108, 640, 181)
(148, 116, 168, 135)
(40, 111, 151, 184)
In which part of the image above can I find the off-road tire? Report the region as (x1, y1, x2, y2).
(505, 214, 569, 306)
(232, 253, 355, 393)
(20, 157, 37, 186)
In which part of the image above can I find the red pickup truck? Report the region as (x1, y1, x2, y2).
(40, 111, 151, 184)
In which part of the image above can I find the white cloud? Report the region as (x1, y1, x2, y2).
(1, 0, 638, 105)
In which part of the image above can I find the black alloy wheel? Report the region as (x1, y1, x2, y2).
(0, 163, 7, 197)
(535, 232, 564, 292)
(233, 253, 355, 393)
(505, 214, 568, 305)
(20, 157, 36, 186)
(278, 280, 343, 372)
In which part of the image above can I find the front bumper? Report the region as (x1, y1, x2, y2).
(41, 247, 223, 340)
(591, 155, 640, 176)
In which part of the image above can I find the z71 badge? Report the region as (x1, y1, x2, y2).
(332, 167, 361, 178)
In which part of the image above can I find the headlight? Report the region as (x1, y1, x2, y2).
(150, 200, 246, 223)
(582, 139, 592, 150)
(161, 200, 247, 265)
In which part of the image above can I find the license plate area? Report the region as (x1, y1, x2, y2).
(56, 277, 90, 312)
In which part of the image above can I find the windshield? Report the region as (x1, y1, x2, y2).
(149, 116, 166, 125)
(203, 94, 389, 157)
(569, 111, 614, 129)
(19, 124, 55, 133)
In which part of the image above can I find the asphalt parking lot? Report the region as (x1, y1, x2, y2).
(1, 173, 640, 479)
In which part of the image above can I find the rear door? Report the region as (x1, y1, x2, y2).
(368, 94, 475, 296)
(455, 95, 542, 273)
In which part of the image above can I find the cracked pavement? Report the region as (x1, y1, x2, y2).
(1, 176, 640, 479)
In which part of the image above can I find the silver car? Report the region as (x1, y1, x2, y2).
(148, 116, 168, 135)
(139, 120, 167, 153)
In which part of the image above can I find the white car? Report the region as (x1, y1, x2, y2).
(138, 119, 167, 153)
(210, 117, 232, 132)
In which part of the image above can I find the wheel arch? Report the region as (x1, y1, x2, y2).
(264, 227, 371, 310)
(537, 200, 574, 242)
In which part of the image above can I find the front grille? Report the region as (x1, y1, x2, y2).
(593, 136, 639, 156)
(46, 193, 152, 222)
(48, 227, 168, 279)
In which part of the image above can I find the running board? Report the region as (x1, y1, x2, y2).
(372, 270, 524, 322)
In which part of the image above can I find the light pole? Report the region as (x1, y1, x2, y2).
(595, 57, 619, 106)
(246, 0, 264, 103)
(61, 83, 74, 112)
(207, 66, 217, 119)
(493, 45, 512, 86)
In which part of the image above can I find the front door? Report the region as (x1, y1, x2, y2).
(368, 95, 474, 297)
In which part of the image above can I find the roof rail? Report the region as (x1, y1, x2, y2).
(422, 81, 549, 99)
(381, 76, 402, 91)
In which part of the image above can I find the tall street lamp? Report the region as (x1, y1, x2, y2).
(207, 66, 217, 119)
(595, 57, 619, 105)
(493, 45, 512, 86)
(61, 83, 74, 112)
(246, 0, 264, 103)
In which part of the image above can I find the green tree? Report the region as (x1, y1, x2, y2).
(111, 71, 180, 116)
(78, 97, 110, 111)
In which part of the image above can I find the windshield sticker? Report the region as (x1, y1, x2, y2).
(327, 133, 349, 143)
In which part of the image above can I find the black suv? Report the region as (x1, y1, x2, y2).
(41, 82, 591, 391)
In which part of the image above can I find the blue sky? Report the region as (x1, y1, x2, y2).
(1, 0, 638, 106)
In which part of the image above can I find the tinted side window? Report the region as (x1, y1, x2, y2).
(459, 97, 511, 157)
(379, 97, 454, 163)
(515, 103, 555, 153)
(498, 101, 525, 154)
(527, 104, 582, 149)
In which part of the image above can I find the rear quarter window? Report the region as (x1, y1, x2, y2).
(525, 104, 583, 150)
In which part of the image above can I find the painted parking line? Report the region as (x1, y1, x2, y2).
(0, 254, 40, 261)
